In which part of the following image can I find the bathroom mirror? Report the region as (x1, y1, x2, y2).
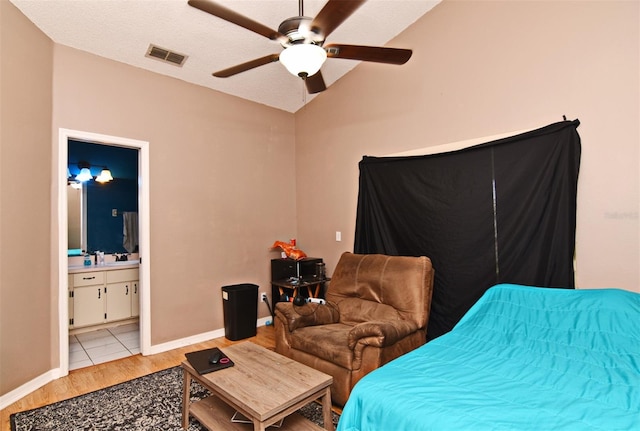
(68, 140, 139, 254)
(67, 183, 86, 251)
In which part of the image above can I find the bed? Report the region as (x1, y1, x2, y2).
(337, 283, 640, 430)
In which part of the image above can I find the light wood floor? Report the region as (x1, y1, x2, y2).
(1, 326, 279, 431)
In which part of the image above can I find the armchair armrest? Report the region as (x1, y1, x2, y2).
(275, 302, 340, 332)
(348, 320, 419, 349)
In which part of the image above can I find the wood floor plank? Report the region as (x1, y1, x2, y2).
(0, 326, 276, 431)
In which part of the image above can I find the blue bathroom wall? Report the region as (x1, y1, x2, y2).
(69, 139, 139, 254)
(86, 178, 138, 253)
(68, 140, 138, 180)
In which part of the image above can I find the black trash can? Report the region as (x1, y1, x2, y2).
(221, 283, 258, 341)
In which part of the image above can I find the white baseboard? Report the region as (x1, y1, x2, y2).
(146, 328, 226, 355)
(146, 317, 272, 355)
(0, 368, 63, 410)
(1, 318, 272, 410)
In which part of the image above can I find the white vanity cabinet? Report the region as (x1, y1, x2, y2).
(106, 268, 138, 323)
(69, 266, 139, 329)
(71, 271, 106, 327)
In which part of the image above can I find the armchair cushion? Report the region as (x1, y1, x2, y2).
(347, 319, 419, 350)
(275, 302, 339, 332)
(289, 323, 354, 369)
(337, 297, 401, 325)
(328, 253, 433, 328)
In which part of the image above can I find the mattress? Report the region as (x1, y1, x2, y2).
(337, 283, 640, 430)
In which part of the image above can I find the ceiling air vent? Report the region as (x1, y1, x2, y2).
(145, 44, 188, 67)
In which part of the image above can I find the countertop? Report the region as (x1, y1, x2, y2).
(68, 260, 140, 274)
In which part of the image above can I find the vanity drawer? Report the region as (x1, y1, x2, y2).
(106, 268, 139, 283)
(73, 272, 105, 287)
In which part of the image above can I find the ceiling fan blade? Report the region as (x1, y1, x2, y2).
(213, 54, 280, 77)
(310, 0, 366, 39)
(188, 0, 288, 44)
(325, 44, 412, 65)
(305, 72, 327, 94)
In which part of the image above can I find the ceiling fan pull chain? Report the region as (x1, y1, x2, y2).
(302, 80, 307, 105)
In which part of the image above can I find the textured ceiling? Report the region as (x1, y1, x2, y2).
(10, 0, 440, 113)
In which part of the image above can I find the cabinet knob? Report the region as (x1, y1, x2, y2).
(98, 288, 101, 299)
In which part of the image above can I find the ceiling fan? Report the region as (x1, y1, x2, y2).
(187, 0, 413, 94)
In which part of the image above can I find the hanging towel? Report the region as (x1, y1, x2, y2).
(122, 211, 139, 253)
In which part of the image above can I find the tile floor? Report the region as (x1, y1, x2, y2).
(69, 323, 140, 370)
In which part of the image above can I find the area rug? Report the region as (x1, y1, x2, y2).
(10, 367, 339, 430)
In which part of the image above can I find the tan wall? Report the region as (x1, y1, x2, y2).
(1, 0, 638, 400)
(0, 0, 53, 395)
(52, 45, 296, 345)
(295, 0, 639, 292)
(2, 0, 295, 396)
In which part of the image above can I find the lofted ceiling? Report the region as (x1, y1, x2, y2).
(10, 0, 440, 113)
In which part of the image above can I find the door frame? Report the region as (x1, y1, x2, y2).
(57, 128, 151, 375)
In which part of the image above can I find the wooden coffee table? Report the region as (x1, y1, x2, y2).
(182, 342, 334, 431)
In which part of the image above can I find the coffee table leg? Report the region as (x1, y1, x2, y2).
(182, 368, 191, 429)
(321, 387, 334, 431)
(252, 418, 266, 431)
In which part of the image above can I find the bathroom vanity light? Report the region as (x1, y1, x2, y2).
(75, 162, 93, 182)
(95, 168, 114, 183)
(72, 161, 114, 183)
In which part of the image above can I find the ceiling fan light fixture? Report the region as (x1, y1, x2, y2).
(279, 44, 327, 78)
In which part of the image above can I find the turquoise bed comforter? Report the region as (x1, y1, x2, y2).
(337, 284, 640, 430)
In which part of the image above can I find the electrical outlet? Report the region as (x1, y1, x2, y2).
(261, 292, 268, 302)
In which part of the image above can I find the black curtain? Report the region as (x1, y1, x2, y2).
(354, 120, 581, 340)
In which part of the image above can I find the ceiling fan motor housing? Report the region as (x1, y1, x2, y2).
(278, 16, 324, 46)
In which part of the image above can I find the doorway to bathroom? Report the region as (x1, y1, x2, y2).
(57, 128, 150, 376)
(67, 139, 140, 369)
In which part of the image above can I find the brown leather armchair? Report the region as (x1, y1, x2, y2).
(274, 252, 435, 406)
